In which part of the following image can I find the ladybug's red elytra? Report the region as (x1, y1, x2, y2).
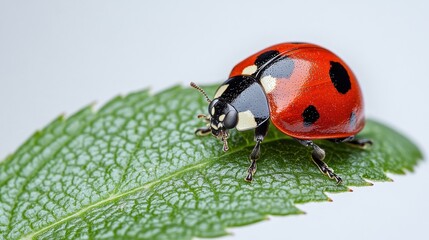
(191, 42, 372, 183)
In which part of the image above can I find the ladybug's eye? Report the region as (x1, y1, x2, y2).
(208, 99, 219, 117)
(223, 110, 238, 129)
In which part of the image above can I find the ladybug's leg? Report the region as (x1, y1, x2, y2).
(195, 114, 211, 136)
(348, 138, 373, 147)
(329, 136, 373, 147)
(195, 126, 211, 136)
(245, 120, 270, 182)
(295, 139, 342, 184)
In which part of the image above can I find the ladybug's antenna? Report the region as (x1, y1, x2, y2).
(190, 82, 211, 103)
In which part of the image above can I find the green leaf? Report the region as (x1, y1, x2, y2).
(0, 85, 422, 240)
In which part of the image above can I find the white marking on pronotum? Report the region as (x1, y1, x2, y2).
(211, 123, 219, 130)
(211, 107, 215, 116)
(214, 84, 229, 98)
(218, 114, 225, 121)
(242, 65, 257, 75)
(260, 75, 277, 93)
(236, 110, 258, 131)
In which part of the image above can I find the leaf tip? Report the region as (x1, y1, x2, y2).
(58, 113, 66, 120)
(89, 101, 98, 111)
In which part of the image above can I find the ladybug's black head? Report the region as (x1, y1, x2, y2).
(208, 98, 238, 133)
(207, 98, 238, 151)
(191, 82, 238, 152)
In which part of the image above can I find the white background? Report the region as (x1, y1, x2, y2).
(1, 1, 428, 239)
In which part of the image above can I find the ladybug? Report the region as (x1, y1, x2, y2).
(191, 42, 372, 183)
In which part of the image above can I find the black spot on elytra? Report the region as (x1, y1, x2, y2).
(260, 56, 295, 79)
(255, 50, 280, 67)
(329, 61, 351, 94)
(302, 105, 320, 126)
(290, 42, 306, 44)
